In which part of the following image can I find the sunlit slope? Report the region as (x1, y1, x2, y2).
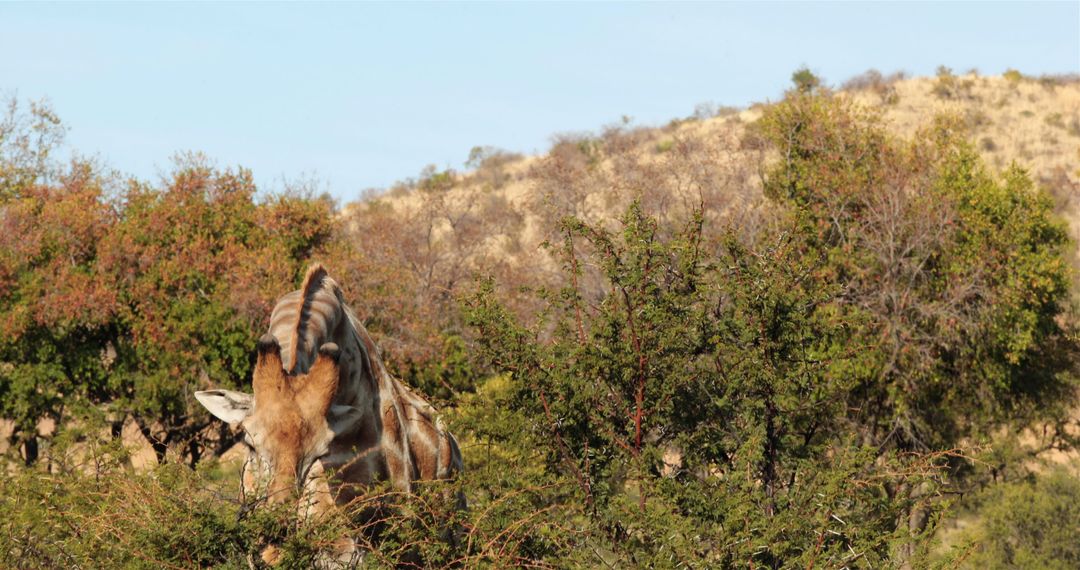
(345, 72, 1080, 265)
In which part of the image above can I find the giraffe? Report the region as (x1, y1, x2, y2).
(195, 264, 463, 564)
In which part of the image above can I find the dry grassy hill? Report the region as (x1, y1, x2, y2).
(849, 72, 1080, 239)
(345, 71, 1080, 269)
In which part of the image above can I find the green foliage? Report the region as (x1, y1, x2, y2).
(756, 93, 1077, 453)
(454, 91, 1077, 566)
(791, 66, 823, 93)
(0, 415, 582, 569)
(955, 466, 1080, 569)
(0, 434, 347, 569)
(1003, 69, 1024, 85)
(0, 151, 342, 465)
(463, 203, 952, 566)
(402, 334, 478, 402)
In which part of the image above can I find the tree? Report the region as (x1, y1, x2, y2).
(791, 66, 823, 94)
(0, 95, 66, 199)
(462, 91, 1078, 566)
(755, 92, 1080, 561)
(756, 93, 1078, 455)
(0, 162, 117, 464)
(0, 147, 343, 466)
(465, 203, 950, 567)
(95, 155, 340, 464)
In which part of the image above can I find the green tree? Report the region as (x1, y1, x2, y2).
(791, 66, 823, 94)
(755, 92, 1079, 560)
(465, 204, 949, 567)
(756, 93, 1078, 455)
(95, 155, 339, 464)
(0, 162, 117, 463)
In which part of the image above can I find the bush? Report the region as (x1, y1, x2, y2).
(1045, 112, 1065, 129)
(933, 65, 958, 98)
(791, 66, 822, 93)
(0, 422, 579, 569)
(0, 437, 264, 568)
(842, 69, 904, 104)
(956, 467, 1080, 569)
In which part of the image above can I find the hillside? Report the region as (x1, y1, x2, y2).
(346, 71, 1080, 267)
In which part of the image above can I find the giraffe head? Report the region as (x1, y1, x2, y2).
(195, 334, 344, 506)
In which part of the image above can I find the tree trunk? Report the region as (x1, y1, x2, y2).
(22, 436, 38, 466)
(135, 418, 169, 464)
(896, 481, 932, 570)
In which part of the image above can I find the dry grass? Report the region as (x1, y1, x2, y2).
(354, 73, 1080, 270)
(845, 73, 1080, 240)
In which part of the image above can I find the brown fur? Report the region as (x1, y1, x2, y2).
(200, 264, 464, 563)
(248, 338, 340, 504)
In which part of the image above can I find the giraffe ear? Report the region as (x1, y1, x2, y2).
(195, 389, 253, 425)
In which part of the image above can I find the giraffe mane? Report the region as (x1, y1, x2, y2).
(289, 263, 330, 373)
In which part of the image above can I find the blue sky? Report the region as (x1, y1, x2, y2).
(2, 2, 1078, 203)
